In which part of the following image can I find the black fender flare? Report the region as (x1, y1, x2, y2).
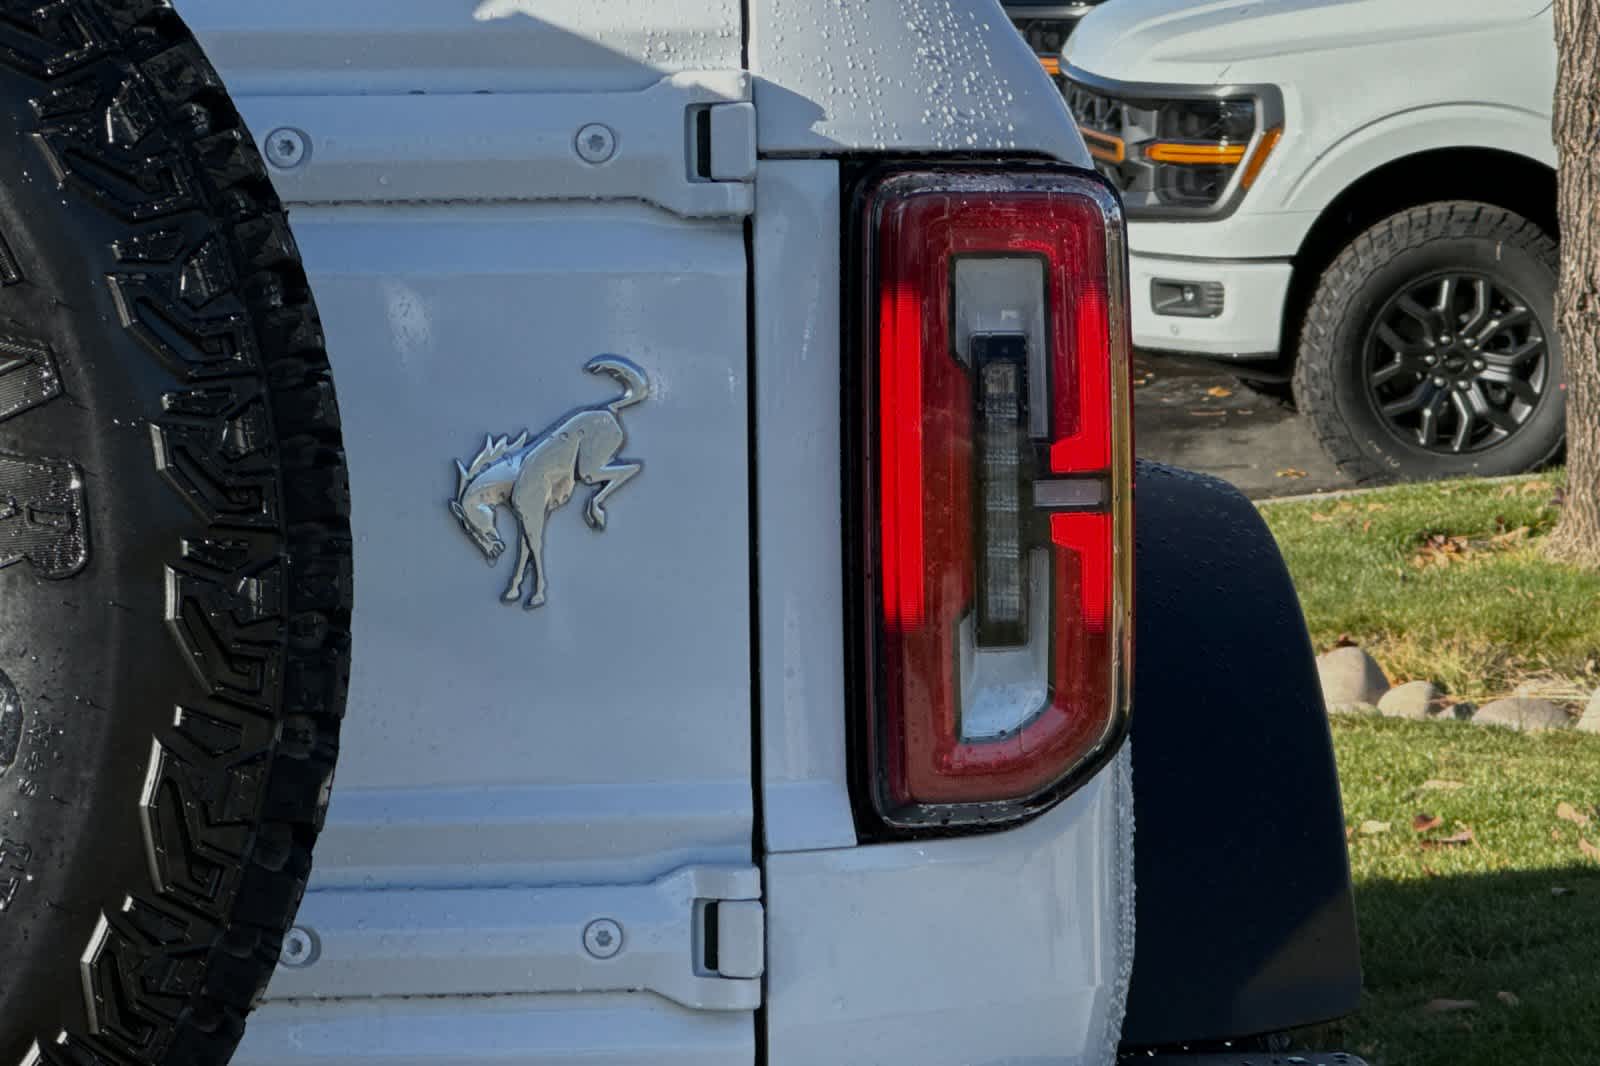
(1120, 461, 1361, 1048)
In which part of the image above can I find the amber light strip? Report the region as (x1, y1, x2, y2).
(1144, 141, 1248, 166)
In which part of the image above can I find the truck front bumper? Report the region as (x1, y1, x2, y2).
(1129, 252, 1293, 360)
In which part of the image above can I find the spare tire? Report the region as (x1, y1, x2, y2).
(0, 3, 352, 1065)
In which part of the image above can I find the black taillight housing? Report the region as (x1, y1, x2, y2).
(853, 168, 1133, 831)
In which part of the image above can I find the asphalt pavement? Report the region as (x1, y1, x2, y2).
(1132, 352, 1353, 500)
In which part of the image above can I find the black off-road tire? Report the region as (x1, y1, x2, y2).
(0, 4, 352, 1066)
(1292, 202, 1564, 484)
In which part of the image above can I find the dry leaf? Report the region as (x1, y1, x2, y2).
(1189, 409, 1227, 418)
(1310, 511, 1336, 523)
(1489, 525, 1530, 547)
(1557, 801, 1591, 828)
(1581, 837, 1600, 862)
(1424, 998, 1478, 1013)
(1359, 820, 1391, 835)
(1421, 779, 1466, 791)
(1497, 990, 1521, 1007)
(1362, 519, 1373, 533)
(1205, 385, 1233, 398)
(1420, 827, 1475, 849)
(1275, 467, 1309, 478)
(1366, 502, 1388, 512)
(1410, 532, 1475, 568)
(1552, 885, 1575, 897)
(1412, 813, 1444, 832)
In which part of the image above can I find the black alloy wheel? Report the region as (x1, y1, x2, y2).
(1363, 271, 1550, 454)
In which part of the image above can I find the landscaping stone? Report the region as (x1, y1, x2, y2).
(1316, 646, 1389, 712)
(1473, 697, 1573, 733)
(1578, 690, 1600, 734)
(1377, 680, 1444, 720)
(1327, 702, 1380, 717)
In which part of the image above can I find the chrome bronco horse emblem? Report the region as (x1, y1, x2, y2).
(449, 355, 648, 608)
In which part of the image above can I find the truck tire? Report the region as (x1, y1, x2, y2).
(1292, 202, 1564, 483)
(0, 4, 352, 1065)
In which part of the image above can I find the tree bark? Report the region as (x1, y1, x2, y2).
(1549, 0, 1600, 565)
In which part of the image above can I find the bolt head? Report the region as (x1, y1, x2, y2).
(1432, 376, 1447, 387)
(1423, 354, 1438, 365)
(1473, 358, 1485, 370)
(1440, 334, 1453, 344)
(1457, 380, 1471, 391)
(1464, 337, 1477, 348)
(583, 918, 624, 959)
(280, 926, 319, 968)
(575, 123, 617, 164)
(264, 127, 309, 170)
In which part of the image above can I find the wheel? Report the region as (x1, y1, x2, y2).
(0, 4, 353, 1065)
(1292, 202, 1564, 483)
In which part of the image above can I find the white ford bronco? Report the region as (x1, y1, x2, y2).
(0, 3, 1361, 1065)
(1062, 0, 1561, 484)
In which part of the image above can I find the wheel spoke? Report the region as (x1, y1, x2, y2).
(1416, 389, 1448, 447)
(1381, 380, 1438, 417)
(1478, 365, 1541, 406)
(1448, 390, 1476, 453)
(1395, 293, 1439, 336)
(1466, 382, 1523, 433)
(1483, 336, 1544, 366)
(1370, 358, 1414, 386)
(1436, 275, 1458, 318)
(1375, 321, 1428, 356)
(1459, 278, 1492, 335)
(1476, 307, 1530, 344)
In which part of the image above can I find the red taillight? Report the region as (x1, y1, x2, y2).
(861, 170, 1133, 829)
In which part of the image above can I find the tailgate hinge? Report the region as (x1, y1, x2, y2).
(693, 99, 757, 184)
(239, 71, 755, 218)
(266, 864, 765, 1011)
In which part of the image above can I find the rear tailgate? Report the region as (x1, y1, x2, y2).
(173, 4, 763, 1064)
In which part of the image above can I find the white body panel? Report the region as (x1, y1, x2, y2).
(768, 752, 1134, 1066)
(1066, 0, 1557, 357)
(170, 1, 1133, 1063)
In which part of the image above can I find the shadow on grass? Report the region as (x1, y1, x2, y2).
(1316, 864, 1600, 1066)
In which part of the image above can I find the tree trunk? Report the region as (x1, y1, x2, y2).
(1549, 0, 1600, 565)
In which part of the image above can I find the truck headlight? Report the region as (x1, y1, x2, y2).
(1064, 71, 1283, 218)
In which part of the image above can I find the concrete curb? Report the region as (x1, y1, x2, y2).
(1257, 471, 1553, 507)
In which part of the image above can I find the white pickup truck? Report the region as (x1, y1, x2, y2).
(0, 3, 1360, 1066)
(1063, 0, 1562, 484)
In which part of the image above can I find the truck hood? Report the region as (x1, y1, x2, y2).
(1065, 0, 1552, 85)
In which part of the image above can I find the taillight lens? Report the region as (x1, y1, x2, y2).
(860, 169, 1133, 830)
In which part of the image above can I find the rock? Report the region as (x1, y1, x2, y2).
(1316, 646, 1390, 712)
(1378, 680, 1444, 720)
(1579, 690, 1600, 734)
(1327, 702, 1379, 717)
(1472, 697, 1573, 733)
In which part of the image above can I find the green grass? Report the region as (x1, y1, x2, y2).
(1260, 473, 1600, 703)
(1323, 717, 1600, 1066)
(1264, 478, 1600, 1063)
